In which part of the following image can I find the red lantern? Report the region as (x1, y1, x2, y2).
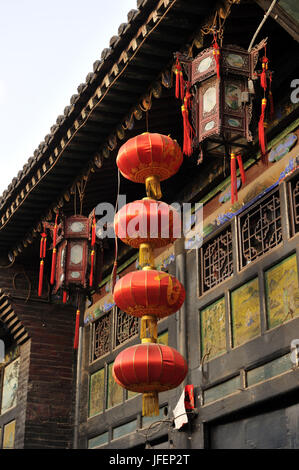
(114, 269, 185, 342)
(113, 270, 185, 319)
(113, 343, 188, 416)
(114, 198, 181, 258)
(41, 213, 102, 350)
(114, 198, 181, 269)
(116, 133, 183, 199)
(175, 38, 268, 202)
(112, 132, 187, 417)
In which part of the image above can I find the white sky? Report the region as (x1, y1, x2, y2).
(0, 0, 137, 195)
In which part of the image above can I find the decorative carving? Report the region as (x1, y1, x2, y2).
(239, 190, 282, 268)
(115, 309, 139, 347)
(201, 227, 233, 293)
(92, 313, 111, 360)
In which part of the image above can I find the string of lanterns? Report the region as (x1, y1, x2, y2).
(112, 132, 188, 417)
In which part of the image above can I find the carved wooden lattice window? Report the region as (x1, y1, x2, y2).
(115, 309, 139, 348)
(239, 189, 282, 269)
(92, 312, 111, 361)
(201, 226, 233, 294)
(288, 173, 299, 236)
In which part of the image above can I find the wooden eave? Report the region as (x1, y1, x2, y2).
(0, 0, 218, 256)
(0, 0, 298, 260)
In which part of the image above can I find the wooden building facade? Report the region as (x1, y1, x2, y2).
(0, 0, 298, 449)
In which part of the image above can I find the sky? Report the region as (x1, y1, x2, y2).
(0, 0, 137, 195)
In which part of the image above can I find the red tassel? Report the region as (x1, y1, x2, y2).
(89, 250, 95, 287)
(50, 213, 58, 285)
(38, 230, 47, 297)
(50, 248, 57, 285)
(230, 153, 237, 204)
(175, 59, 180, 99)
(236, 154, 246, 185)
(259, 98, 268, 164)
(182, 104, 193, 157)
(40, 233, 47, 258)
(38, 260, 44, 297)
(213, 34, 220, 79)
(91, 217, 96, 247)
(63, 290, 68, 304)
(53, 213, 58, 248)
(260, 56, 268, 92)
(260, 69, 267, 92)
(175, 59, 184, 100)
(73, 309, 80, 350)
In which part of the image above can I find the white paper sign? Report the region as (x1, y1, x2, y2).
(173, 389, 188, 430)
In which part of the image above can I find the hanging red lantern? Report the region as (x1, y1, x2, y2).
(114, 199, 181, 267)
(112, 132, 187, 417)
(116, 133, 183, 199)
(114, 199, 181, 248)
(42, 212, 103, 349)
(113, 270, 185, 319)
(113, 343, 188, 416)
(113, 269, 185, 341)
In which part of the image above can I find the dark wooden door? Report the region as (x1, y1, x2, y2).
(209, 401, 299, 449)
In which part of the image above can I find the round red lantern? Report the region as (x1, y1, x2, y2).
(114, 269, 185, 342)
(116, 133, 183, 199)
(113, 342, 188, 416)
(113, 269, 185, 319)
(114, 199, 181, 249)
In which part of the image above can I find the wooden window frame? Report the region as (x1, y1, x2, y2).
(197, 176, 299, 365)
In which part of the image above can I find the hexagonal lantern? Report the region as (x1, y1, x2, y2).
(175, 38, 268, 203)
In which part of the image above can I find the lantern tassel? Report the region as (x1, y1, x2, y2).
(38, 230, 47, 297)
(258, 98, 268, 165)
(73, 309, 80, 350)
(140, 315, 158, 342)
(181, 104, 193, 157)
(145, 175, 162, 200)
(50, 248, 57, 285)
(260, 68, 267, 91)
(38, 260, 44, 297)
(260, 55, 268, 92)
(50, 213, 58, 285)
(175, 59, 184, 100)
(236, 154, 246, 185)
(89, 250, 95, 287)
(230, 153, 237, 204)
(142, 392, 159, 417)
(40, 233, 47, 258)
(91, 215, 96, 246)
(63, 290, 68, 304)
(53, 213, 58, 248)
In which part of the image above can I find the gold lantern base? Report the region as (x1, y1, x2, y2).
(141, 315, 158, 343)
(145, 175, 162, 200)
(142, 392, 159, 417)
(139, 242, 155, 269)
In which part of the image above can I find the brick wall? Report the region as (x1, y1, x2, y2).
(0, 264, 77, 449)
